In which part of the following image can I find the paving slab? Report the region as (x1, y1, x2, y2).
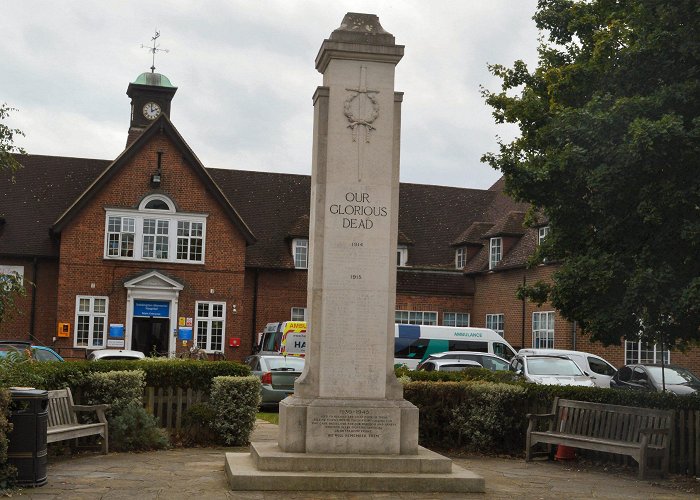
(12, 420, 700, 499)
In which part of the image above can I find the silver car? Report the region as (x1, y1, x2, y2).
(245, 354, 305, 408)
(418, 358, 483, 372)
(416, 351, 510, 371)
(509, 354, 595, 387)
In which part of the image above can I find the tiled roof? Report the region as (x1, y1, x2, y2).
(2, 153, 535, 272)
(451, 222, 494, 246)
(484, 211, 526, 237)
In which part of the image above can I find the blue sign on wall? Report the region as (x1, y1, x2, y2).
(133, 300, 169, 318)
(178, 327, 193, 341)
(109, 324, 125, 338)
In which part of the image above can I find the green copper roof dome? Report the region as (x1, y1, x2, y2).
(132, 72, 175, 88)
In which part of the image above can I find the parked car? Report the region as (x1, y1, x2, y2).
(610, 364, 700, 395)
(509, 354, 595, 387)
(0, 341, 64, 362)
(417, 351, 509, 371)
(417, 358, 483, 372)
(245, 354, 305, 408)
(518, 348, 617, 388)
(87, 349, 145, 361)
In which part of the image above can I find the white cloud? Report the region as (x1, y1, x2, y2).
(1, 0, 539, 188)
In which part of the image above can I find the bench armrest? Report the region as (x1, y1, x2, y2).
(72, 404, 110, 423)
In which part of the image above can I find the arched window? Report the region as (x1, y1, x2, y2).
(105, 196, 207, 264)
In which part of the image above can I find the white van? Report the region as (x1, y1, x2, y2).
(394, 324, 517, 369)
(517, 348, 617, 388)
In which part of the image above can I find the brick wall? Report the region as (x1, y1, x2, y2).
(54, 133, 248, 361)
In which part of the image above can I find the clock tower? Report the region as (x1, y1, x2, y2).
(126, 71, 178, 146)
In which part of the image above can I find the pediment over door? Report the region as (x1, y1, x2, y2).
(123, 270, 184, 291)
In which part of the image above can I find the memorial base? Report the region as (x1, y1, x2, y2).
(225, 441, 485, 493)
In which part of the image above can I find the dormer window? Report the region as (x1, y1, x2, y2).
(489, 237, 502, 270)
(538, 226, 550, 245)
(293, 239, 308, 269)
(104, 195, 207, 264)
(397, 245, 408, 267)
(455, 247, 467, 269)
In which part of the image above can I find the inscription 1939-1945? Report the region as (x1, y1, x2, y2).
(328, 192, 388, 229)
(311, 409, 397, 439)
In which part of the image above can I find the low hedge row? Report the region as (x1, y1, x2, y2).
(402, 374, 700, 454)
(0, 359, 250, 392)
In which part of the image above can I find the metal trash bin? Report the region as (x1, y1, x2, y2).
(7, 388, 48, 487)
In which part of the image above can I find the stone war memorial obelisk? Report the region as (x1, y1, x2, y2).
(225, 13, 484, 493)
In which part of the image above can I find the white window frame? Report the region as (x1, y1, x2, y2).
(624, 340, 670, 364)
(444, 312, 470, 327)
(291, 307, 307, 322)
(532, 311, 555, 348)
(489, 237, 502, 270)
(195, 301, 226, 353)
(395, 310, 438, 325)
(397, 245, 408, 267)
(455, 247, 467, 269)
(104, 195, 207, 264)
(292, 238, 308, 269)
(538, 226, 550, 245)
(486, 313, 505, 337)
(74, 296, 108, 349)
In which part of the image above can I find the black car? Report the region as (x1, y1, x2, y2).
(610, 364, 700, 395)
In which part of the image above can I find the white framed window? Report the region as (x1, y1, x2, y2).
(195, 301, 226, 352)
(532, 311, 554, 348)
(538, 226, 550, 245)
(291, 307, 307, 322)
(455, 247, 467, 269)
(486, 313, 505, 336)
(292, 238, 308, 269)
(74, 296, 108, 349)
(444, 312, 470, 327)
(395, 310, 437, 325)
(489, 237, 502, 269)
(104, 195, 207, 264)
(625, 340, 670, 364)
(397, 245, 408, 267)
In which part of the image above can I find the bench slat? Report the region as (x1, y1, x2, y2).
(46, 388, 108, 454)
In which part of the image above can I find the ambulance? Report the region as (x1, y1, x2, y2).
(257, 321, 307, 356)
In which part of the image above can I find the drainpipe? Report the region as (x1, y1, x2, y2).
(250, 268, 259, 354)
(572, 321, 577, 351)
(29, 257, 38, 343)
(521, 274, 526, 349)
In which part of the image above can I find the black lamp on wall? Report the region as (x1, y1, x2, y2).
(151, 152, 163, 188)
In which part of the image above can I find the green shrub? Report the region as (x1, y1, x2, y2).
(396, 365, 521, 384)
(0, 389, 15, 488)
(82, 370, 145, 417)
(210, 376, 260, 446)
(108, 404, 169, 452)
(180, 402, 217, 445)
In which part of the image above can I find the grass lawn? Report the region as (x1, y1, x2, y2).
(256, 412, 279, 425)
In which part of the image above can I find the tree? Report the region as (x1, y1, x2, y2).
(482, 0, 700, 348)
(0, 103, 25, 178)
(0, 104, 27, 324)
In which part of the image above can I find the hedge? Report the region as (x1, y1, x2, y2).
(0, 389, 13, 488)
(210, 375, 261, 446)
(403, 378, 700, 454)
(0, 359, 250, 392)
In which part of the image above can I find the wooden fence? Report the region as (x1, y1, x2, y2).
(670, 409, 700, 475)
(144, 386, 207, 432)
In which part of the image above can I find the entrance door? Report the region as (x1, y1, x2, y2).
(132, 317, 170, 356)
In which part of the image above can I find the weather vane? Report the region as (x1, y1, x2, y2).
(141, 30, 169, 73)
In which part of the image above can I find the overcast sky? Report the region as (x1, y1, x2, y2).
(1, 0, 539, 189)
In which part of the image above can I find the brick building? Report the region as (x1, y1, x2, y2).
(1, 71, 697, 372)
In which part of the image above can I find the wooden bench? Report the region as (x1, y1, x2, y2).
(47, 388, 109, 454)
(526, 398, 673, 479)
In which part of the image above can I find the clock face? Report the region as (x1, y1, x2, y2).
(143, 102, 162, 120)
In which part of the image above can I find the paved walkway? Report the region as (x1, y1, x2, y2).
(17, 421, 700, 499)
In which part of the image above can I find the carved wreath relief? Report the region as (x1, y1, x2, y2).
(344, 65, 379, 181)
